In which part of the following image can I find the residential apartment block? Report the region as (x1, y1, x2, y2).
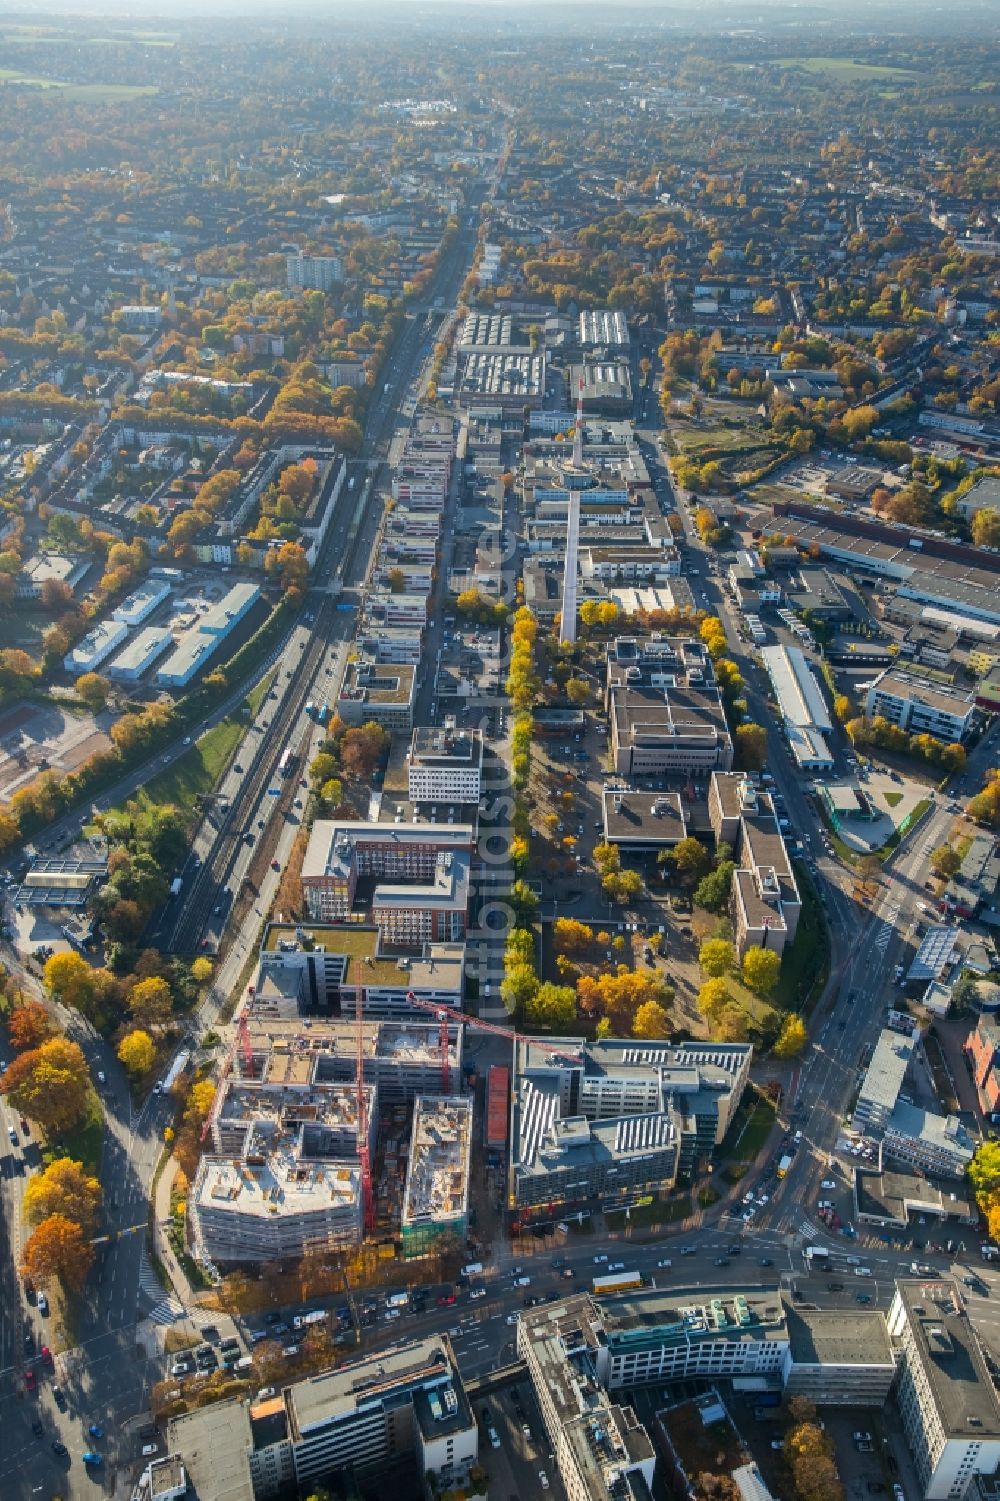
(285, 253, 343, 291)
(887, 1280, 1000, 1500)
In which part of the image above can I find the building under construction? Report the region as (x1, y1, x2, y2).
(400, 1096, 472, 1260)
(189, 1012, 467, 1269)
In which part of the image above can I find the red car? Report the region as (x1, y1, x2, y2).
(436, 1293, 456, 1306)
(24, 1369, 36, 1393)
(40, 1346, 53, 1367)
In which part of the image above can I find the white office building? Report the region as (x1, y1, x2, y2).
(407, 728, 483, 804)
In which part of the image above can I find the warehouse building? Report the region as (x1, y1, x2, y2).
(156, 581, 261, 688)
(112, 578, 172, 626)
(759, 644, 834, 769)
(63, 618, 128, 675)
(107, 625, 173, 682)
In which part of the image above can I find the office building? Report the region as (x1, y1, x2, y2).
(708, 774, 801, 960)
(853, 1029, 974, 1179)
(370, 851, 470, 945)
(781, 1300, 896, 1406)
(518, 1295, 655, 1501)
(854, 1028, 914, 1134)
(887, 1280, 1000, 1500)
(156, 582, 261, 688)
(400, 1096, 472, 1259)
(864, 668, 976, 743)
(607, 639, 732, 778)
(337, 658, 418, 731)
(254, 923, 465, 1023)
(511, 1038, 751, 1220)
(163, 1338, 476, 1500)
(286, 253, 343, 291)
(300, 822, 474, 924)
(408, 728, 483, 805)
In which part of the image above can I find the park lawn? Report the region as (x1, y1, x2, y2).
(0, 69, 157, 99)
(605, 1194, 691, 1232)
(672, 422, 767, 457)
(45, 1084, 103, 1177)
(774, 56, 914, 81)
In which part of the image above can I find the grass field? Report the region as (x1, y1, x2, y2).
(774, 56, 914, 81)
(127, 677, 274, 822)
(46, 1085, 103, 1176)
(672, 421, 767, 457)
(730, 1096, 778, 1160)
(0, 70, 157, 99)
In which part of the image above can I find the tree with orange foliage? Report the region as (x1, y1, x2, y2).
(21, 1213, 94, 1291)
(8, 1002, 56, 1053)
(0, 1036, 90, 1131)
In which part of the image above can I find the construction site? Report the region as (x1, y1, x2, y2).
(401, 1096, 473, 1259)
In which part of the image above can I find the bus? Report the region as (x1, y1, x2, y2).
(592, 1270, 643, 1297)
(278, 748, 296, 778)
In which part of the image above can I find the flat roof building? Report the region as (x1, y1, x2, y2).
(781, 1299, 896, 1407)
(760, 643, 834, 768)
(112, 578, 172, 626)
(337, 658, 417, 731)
(63, 617, 128, 675)
(511, 1038, 751, 1222)
(888, 1279, 1000, 1499)
(408, 728, 483, 805)
(865, 668, 975, 744)
(156, 581, 260, 688)
(164, 1337, 477, 1500)
(107, 625, 173, 682)
(710, 774, 801, 960)
(300, 822, 474, 925)
(854, 1027, 914, 1134)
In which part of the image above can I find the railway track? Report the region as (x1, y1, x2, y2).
(167, 596, 334, 953)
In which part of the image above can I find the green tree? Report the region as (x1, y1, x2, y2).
(694, 861, 736, 913)
(930, 845, 961, 878)
(735, 722, 768, 770)
(500, 963, 538, 1015)
(633, 1000, 671, 1040)
(668, 837, 712, 886)
(525, 982, 577, 1032)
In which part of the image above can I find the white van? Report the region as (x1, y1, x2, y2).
(461, 1262, 483, 1277)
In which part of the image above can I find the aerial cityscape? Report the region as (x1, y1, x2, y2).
(1, 3, 1000, 1499)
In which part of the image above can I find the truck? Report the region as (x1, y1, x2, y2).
(461, 1262, 483, 1277)
(169, 876, 183, 898)
(293, 1310, 328, 1329)
(804, 1246, 830, 1264)
(777, 1154, 794, 1178)
(386, 1291, 409, 1309)
(592, 1271, 643, 1297)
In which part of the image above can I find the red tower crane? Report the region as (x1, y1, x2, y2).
(404, 990, 580, 1082)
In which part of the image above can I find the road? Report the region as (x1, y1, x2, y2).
(0, 217, 485, 1501)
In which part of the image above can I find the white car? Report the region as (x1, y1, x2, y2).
(469, 1288, 485, 1300)
(505, 1313, 518, 1326)
(538, 1472, 550, 1491)
(820, 1179, 836, 1189)
(593, 1254, 608, 1264)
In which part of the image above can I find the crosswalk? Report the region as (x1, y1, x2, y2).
(873, 901, 900, 957)
(138, 1251, 185, 1326)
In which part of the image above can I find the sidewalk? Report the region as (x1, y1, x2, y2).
(152, 1151, 202, 1308)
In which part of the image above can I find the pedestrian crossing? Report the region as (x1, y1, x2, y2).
(873, 902, 900, 957)
(138, 1251, 185, 1326)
